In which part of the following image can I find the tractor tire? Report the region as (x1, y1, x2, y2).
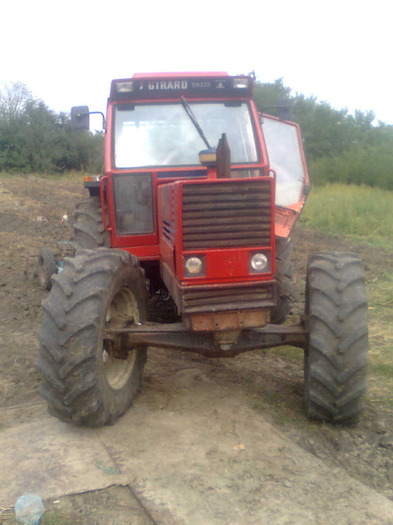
(73, 196, 110, 250)
(37, 247, 57, 290)
(304, 252, 368, 424)
(37, 248, 148, 426)
(271, 237, 295, 324)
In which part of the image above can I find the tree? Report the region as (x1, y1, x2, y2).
(0, 82, 33, 122)
(254, 78, 292, 117)
(0, 82, 103, 173)
(252, 77, 393, 189)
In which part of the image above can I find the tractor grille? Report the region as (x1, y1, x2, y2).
(182, 180, 272, 249)
(182, 282, 275, 313)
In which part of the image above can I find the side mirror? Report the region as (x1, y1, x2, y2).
(71, 106, 90, 131)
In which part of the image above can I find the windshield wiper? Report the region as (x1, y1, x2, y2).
(180, 96, 212, 150)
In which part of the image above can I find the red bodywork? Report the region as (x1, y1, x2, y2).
(97, 72, 309, 330)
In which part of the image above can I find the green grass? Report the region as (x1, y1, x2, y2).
(300, 183, 393, 250)
(371, 362, 393, 378)
(367, 269, 393, 401)
(264, 345, 303, 362)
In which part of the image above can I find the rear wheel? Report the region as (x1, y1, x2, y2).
(73, 196, 110, 250)
(37, 248, 147, 426)
(304, 252, 368, 424)
(37, 247, 57, 290)
(271, 237, 295, 324)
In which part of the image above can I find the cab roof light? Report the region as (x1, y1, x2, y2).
(233, 78, 250, 89)
(115, 81, 134, 93)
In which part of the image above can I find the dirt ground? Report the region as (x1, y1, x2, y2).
(0, 175, 392, 523)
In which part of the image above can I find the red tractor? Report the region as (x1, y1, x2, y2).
(37, 72, 368, 426)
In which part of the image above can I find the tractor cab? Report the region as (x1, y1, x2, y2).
(74, 73, 309, 244)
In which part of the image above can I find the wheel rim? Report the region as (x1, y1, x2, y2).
(103, 286, 139, 389)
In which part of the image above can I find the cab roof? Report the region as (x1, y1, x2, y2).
(110, 73, 253, 101)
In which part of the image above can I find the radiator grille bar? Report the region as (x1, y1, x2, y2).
(183, 283, 275, 314)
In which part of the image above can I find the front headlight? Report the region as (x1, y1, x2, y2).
(250, 252, 270, 273)
(184, 256, 205, 277)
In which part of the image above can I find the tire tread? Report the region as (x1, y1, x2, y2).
(37, 248, 147, 426)
(304, 252, 368, 424)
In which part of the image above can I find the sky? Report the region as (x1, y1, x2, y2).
(1, 0, 392, 127)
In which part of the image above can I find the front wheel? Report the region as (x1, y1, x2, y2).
(304, 252, 368, 424)
(37, 248, 147, 426)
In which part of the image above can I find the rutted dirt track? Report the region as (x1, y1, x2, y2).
(0, 175, 392, 524)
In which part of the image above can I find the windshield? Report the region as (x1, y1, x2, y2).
(114, 102, 258, 168)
